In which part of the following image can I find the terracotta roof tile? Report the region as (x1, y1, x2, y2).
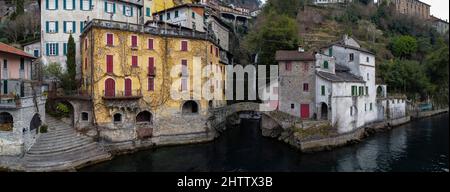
(275, 50, 315, 61)
(0, 42, 36, 59)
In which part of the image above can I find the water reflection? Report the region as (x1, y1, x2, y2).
(81, 114, 449, 172)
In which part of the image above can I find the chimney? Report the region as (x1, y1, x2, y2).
(298, 46, 305, 53)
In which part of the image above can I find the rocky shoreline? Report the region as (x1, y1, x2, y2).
(264, 109, 448, 153)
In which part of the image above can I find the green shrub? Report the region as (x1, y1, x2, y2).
(56, 103, 70, 113)
(39, 125, 48, 133)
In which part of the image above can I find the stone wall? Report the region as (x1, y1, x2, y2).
(299, 127, 365, 152)
(0, 95, 46, 156)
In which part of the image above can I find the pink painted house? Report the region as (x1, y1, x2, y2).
(0, 42, 36, 96)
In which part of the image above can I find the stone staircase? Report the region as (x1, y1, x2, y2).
(22, 116, 111, 172)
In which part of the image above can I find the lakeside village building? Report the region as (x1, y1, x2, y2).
(0, 43, 46, 156)
(276, 35, 407, 133)
(37, 0, 248, 73)
(0, 0, 251, 156)
(75, 19, 227, 143)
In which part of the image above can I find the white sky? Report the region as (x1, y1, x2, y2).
(420, 0, 449, 21)
(259, 0, 449, 21)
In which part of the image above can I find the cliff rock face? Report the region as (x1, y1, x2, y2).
(221, 0, 261, 10)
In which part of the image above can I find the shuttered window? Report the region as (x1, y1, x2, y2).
(132, 56, 138, 67)
(106, 55, 113, 73)
(148, 57, 155, 76)
(181, 40, 188, 51)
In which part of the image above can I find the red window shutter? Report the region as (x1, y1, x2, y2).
(148, 57, 154, 76)
(125, 79, 132, 96)
(148, 77, 154, 91)
(85, 38, 88, 50)
(107, 34, 113, 45)
(286, 62, 292, 71)
(132, 56, 138, 67)
(131, 36, 137, 47)
(106, 55, 113, 73)
(210, 45, 213, 54)
(105, 78, 115, 97)
(181, 41, 188, 51)
(148, 39, 154, 50)
(303, 63, 308, 72)
(85, 58, 87, 70)
(215, 47, 219, 57)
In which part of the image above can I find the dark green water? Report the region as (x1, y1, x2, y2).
(81, 113, 449, 172)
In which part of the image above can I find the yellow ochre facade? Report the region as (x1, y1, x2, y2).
(80, 19, 226, 143)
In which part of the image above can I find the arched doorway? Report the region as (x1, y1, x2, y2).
(30, 114, 41, 131)
(136, 111, 152, 124)
(0, 112, 14, 131)
(321, 103, 328, 120)
(182, 100, 199, 115)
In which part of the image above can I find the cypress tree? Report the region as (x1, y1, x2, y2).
(66, 34, 76, 91)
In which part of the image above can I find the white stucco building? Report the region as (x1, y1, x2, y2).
(153, 4, 206, 32)
(40, 0, 143, 73)
(315, 35, 387, 133)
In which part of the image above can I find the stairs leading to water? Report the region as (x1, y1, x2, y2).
(22, 116, 111, 172)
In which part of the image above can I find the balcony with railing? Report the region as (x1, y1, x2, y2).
(102, 89, 142, 100)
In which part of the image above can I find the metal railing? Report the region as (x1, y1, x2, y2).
(103, 89, 142, 98)
(87, 19, 217, 43)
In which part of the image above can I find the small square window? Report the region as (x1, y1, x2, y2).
(291, 104, 295, 109)
(81, 112, 89, 121)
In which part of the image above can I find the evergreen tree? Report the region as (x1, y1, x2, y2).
(65, 34, 77, 91)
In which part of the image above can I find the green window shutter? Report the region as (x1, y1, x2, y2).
(55, 21, 59, 32)
(73, 0, 75, 9)
(63, 21, 67, 33)
(89, 0, 92, 9)
(366, 87, 368, 95)
(3, 80, 7, 94)
(131, 7, 133, 16)
(55, 0, 58, 9)
(113, 3, 116, 13)
(46, 0, 49, 10)
(46, 43, 49, 56)
(80, 0, 83, 10)
(329, 48, 332, 56)
(324, 61, 328, 69)
(55, 43, 59, 56)
(123, 5, 125, 15)
(72, 21, 76, 33)
(370, 103, 373, 111)
(46, 21, 49, 33)
(63, 0, 66, 9)
(146, 7, 150, 16)
(321, 86, 325, 96)
(80, 21, 84, 32)
(104, 1, 107, 12)
(63, 43, 67, 55)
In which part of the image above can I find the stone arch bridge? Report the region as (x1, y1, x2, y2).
(209, 102, 303, 133)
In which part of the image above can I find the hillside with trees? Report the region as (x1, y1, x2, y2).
(242, 0, 449, 106)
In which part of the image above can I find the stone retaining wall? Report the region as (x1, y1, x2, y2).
(414, 108, 449, 119)
(299, 128, 366, 152)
